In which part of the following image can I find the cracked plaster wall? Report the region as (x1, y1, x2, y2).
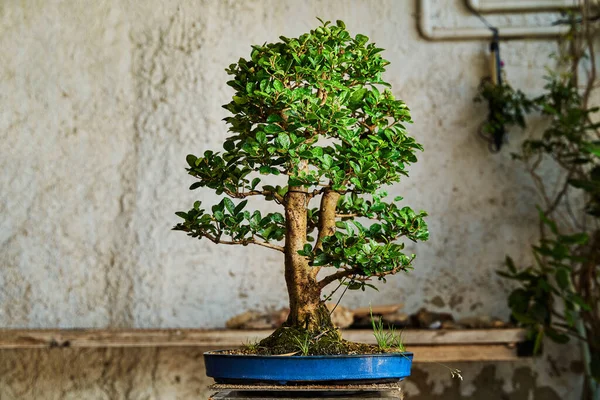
(0, 0, 587, 398)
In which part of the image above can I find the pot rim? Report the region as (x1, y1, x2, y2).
(204, 350, 414, 359)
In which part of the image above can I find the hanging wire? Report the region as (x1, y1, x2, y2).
(471, 8, 497, 31)
(328, 275, 355, 317)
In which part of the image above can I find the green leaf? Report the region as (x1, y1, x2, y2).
(256, 131, 267, 145)
(560, 232, 589, 245)
(265, 124, 282, 134)
(189, 182, 202, 190)
(362, 283, 379, 291)
(175, 212, 188, 219)
(273, 79, 284, 91)
(233, 95, 247, 104)
(322, 154, 333, 169)
(545, 328, 569, 344)
(349, 87, 367, 106)
(311, 147, 324, 158)
(538, 207, 558, 234)
(223, 140, 235, 151)
(223, 198, 235, 214)
(304, 243, 312, 253)
(511, 311, 538, 325)
(267, 114, 283, 123)
(214, 211, 225, 221)
(311, 253, 329, 266)
(276, 133, 291, 149)
(506, 256, 517, 273)
(555, 268, 570, 290)
(186, 154, 197, 167)
(234, 200, 248, 215)
(271, 213, 285, 224)
(355, 33, 369, 45)
(508, 289, 531, 314)
(533, 330, 544, 354)
(569, 293, 591, 311)
(583, 142, 600, 157)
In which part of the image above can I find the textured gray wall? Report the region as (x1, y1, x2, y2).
(0, 0, 585, 398)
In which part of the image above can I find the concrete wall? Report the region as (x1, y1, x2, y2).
(0, 0, 585, 398)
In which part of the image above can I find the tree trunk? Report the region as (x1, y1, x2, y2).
(283, 183, 332, 331)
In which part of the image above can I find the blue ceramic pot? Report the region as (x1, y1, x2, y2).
(204, 351, 413, 385)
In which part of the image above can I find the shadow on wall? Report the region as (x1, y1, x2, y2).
(408, 365, 560, 400)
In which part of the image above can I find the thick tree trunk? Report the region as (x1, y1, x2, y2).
(283, 183, 333, 331)
(311, 188, 340, 278)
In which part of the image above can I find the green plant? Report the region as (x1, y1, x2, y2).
(294, 332, 312, 356)
(368, 308, 463, 380)
(497, 3, 599, 399)
(173, 19, 428, 353)
(241, 338, 261, 353)
(370, 307, 405, 352)
(474, 79, 532, 152)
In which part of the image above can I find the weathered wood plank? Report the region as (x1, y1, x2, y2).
(0, 328, 525, 351)
(0, 329, 523, 362)
(0, 328, 525, 347)
(343, 328, 525, 345)
(352, 304, 404, 318)
(409, 344, 518, 362)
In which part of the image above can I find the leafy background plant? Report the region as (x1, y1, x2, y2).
(474, 78, 532, 151)
(493, 3, 600, 399)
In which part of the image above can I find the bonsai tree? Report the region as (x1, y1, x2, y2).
(174, 19, 429, 353)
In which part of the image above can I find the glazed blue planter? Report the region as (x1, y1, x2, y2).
(204, 351, 413, 385)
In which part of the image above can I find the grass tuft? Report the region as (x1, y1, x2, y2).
(370, 306, 406, 352)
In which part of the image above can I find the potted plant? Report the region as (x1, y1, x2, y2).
(174, 19, 429, 384)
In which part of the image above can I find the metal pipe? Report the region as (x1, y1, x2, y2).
(418, 0, 570, 41)
(467, 0, 577, 13)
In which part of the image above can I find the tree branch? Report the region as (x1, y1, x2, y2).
(224, 188, 285, 204)
(311, 187, 341, 278)
(318, 268, 359, 289)
(203, 233, 284, 252)
(318, 258, 415, 289)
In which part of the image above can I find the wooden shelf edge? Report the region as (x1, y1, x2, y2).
(0, 328, 526, 350)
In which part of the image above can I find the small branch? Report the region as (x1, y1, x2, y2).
(306, 187, 327, 199)
(582, 0, 597, 111)
(203, 233, 284, 252)
(335, 213, 359, 218)
(318, 257, 416, 289)
(224, 188, 285, 204)
(318, 268, 358, 289)
(545, 170, 573, 215)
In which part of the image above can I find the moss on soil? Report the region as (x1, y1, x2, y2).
(230, 326, 401, 356)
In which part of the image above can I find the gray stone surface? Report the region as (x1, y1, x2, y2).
(0, 0, 588, 398)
